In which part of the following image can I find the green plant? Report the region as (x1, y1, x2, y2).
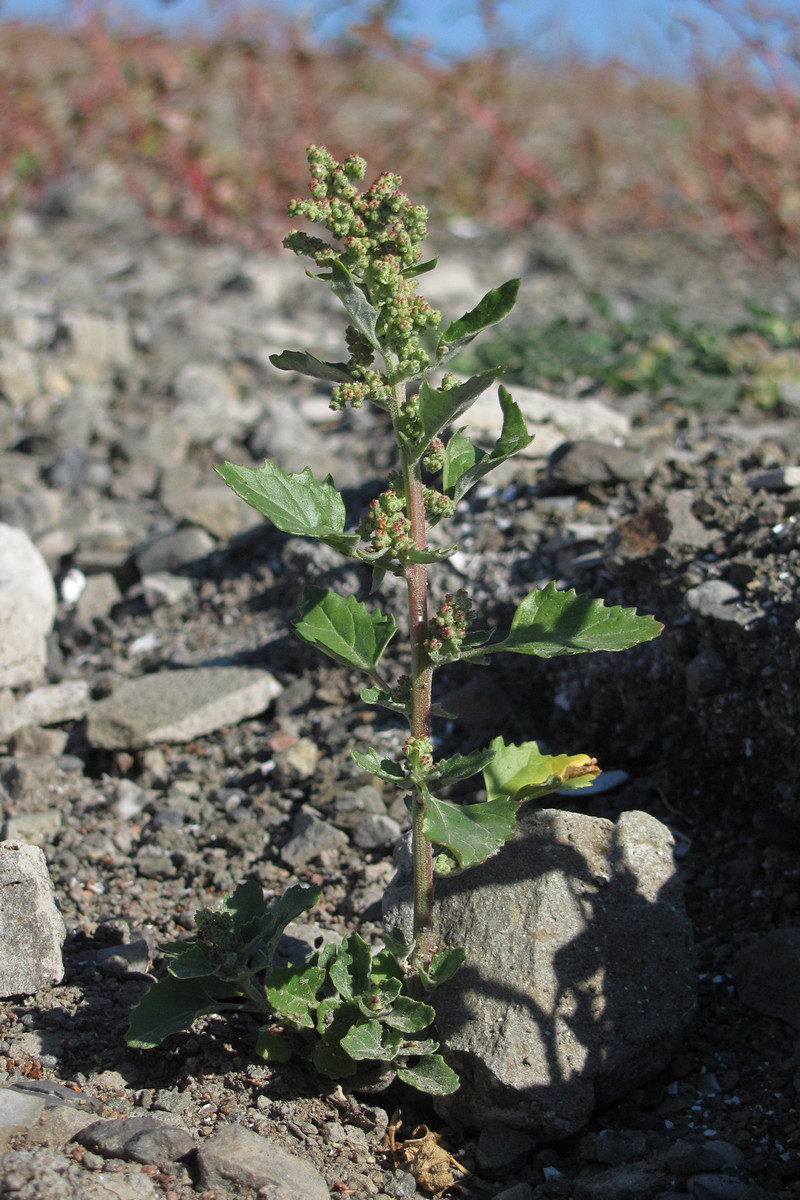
(126, 145, 662, 1092)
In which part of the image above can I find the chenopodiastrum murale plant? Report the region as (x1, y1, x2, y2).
(126, 145, 662, 1094)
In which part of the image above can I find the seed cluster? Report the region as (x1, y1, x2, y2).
(425, 590, 475, 664)
(357, 487, 414, 557)
(284, 144, 442, 394)
(403, 736, 435, 777)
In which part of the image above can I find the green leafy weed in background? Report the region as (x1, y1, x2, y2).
(126, 145, 662, 1093)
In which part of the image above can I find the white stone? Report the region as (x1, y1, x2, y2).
(0, 524, 57, 687)
(464, 384, 630, 458)
(0, 841, 66, 997)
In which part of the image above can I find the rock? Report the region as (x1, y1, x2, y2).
(475, 1122, 536, 1179)
(352, 813, 403, 850)
(62, 309, 134, 369)
(733, 928, 800, 1029)
(466, 386, 630, 458)
(171, 361, 260, 444)
(196, 1123, 329, 1199)
(747, 466, 800, 491)
(0, 680, 89, 740)
(0, 523, 57, 686)
(683, 580, 761, 629)
(665, 491, 721, 550)
(547, 441, 647, 489)
(76, 1115, 195, 1166)
(141, 571, 193, 608)
(0, 1088, 46, 1152)
(133, 525, 215, 575)
(573, 1163, 667, 1200)
(87, 665, 282, 749)
(281, 806, 349, 870)
(578, 1128, 649, 1166)
(75, 572, 123, 625)
(383, 808, 696, 1138)
(0, 841, 66, 996)
(685, 648, 729, 697)
(687, 1175, 749, 1200)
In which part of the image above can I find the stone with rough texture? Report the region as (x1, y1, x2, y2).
(0, 679, 89, 740)
(467, 385, 630, 458)
(0, 841, 66, 996)
(86, 666, 282, 749)
(196, 1123, 329, 1199)
(383, 808, 695, 1138)
(0, 523, 57, 686)
(733, 927, 800, 1029)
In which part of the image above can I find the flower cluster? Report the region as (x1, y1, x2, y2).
(403, 735, 435, 777)
(425, 590, 475, 664)
(283, 145, 441, 383)
(357, 487, 413, 557)
(330, 368, 392, 412)
(422, 437, 446, 474)
(423, 486, 455, 520)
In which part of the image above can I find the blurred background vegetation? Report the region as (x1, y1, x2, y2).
(1, 0, 799, 259)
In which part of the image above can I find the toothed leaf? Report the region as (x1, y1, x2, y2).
(294, 586, 396, 672)
(215, 461, 360, 556)
(491, 582, 663, 657)
(423, 794, 518, 871)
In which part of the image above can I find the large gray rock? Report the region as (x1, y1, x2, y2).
(196, 1124, 329, 1199)
(87, 666, 282, 749)
(0, 841, 66, 997)
(383, 808, 695, 1139)
(0, 523, 57, 686)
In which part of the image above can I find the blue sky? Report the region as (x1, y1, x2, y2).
(0, 0, 795, 76)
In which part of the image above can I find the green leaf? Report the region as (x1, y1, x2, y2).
(329, 934, 372, 1000)
(382, 995, 435, 1033)
(437, 279, 520, 364)
(403, 542, 458, 564)
(444, 387, 534, 503)
(215, 461, 360, 557)
(396, 1054, 460, 1095)
(294, 587, 396, 673)
(265, 964, 325, 1028)
(166, 942, 223, 980)
(418, 946, 466, 990)
(490, 582, 663, 657)
(125, 974, 240, 1049)
(340, 1020, 403, 1062)
(351, 747, 409, 787)
(223, 878, 270, 928)
(379, 928, 416, 966)
(314, 1033, 359, 1079)
(433, 747, 496, 786)
(483, 738, 600, 803)
(402, 256, 438, 278)
(329, 258, 381, 349)
(356, 978, 403, 1018)
(359, 686, 409, 717)
(255, 1028, 292, 1062)
(233, 882, 321, 976)
(422, 794, 518, 871)
(441, 429, 476, 494)
(268, 350, 353, 383)
(415, 369, 504, 450)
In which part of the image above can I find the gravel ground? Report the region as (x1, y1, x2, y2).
(0, 165, 799, 1199)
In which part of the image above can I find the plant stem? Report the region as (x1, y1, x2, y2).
(395, 382, 435, 965)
